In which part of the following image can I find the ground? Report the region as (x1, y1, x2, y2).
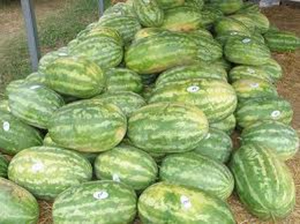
(0, 2, 300, 224)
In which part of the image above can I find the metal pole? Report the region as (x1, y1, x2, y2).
(21, 0, 40, 71)
(98, 0, 104, 17)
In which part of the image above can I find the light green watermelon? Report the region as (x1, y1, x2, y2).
(194, 128, 232, 163)
(229, 65, 274, 83)
(48, 99, 127, 153)
(0, 178, 39, 224)
(208, 0, 243, 14)
(128, 103, 209, 153)
(94, 144, 158, 191)
(8, 146, 93, 200)
(160, 152, 234, 200)
(230, 144, 295, 220)
(210, 114, 236, 135)
(104, 2, 136, 17)
(138, 182, 235, 223)
(53, 180, 137, 224)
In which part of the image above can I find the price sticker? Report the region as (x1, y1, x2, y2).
(271, 110, 281, 118)
(180, 195, 192, 209)
(187, 86, 200, 93)
(93, 191, 109, 200)
(3, 121, 10, 132)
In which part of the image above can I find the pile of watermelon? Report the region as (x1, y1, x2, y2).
(1, 0, 300, 223)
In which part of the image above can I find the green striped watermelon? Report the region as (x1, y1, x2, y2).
(201, 5, 224, 27)
(97, 14, 142, 43)
(229, 144, 295, 220)
(26, 72, 45, 85)
(194, 128, 232, 163)
(213, 57, 232, 72)
(184, 0, 204, 10)
(260, 58, 283, 81)
(225, 36, 271, 65)
(94, 91, 146, 117)
(53, 180, 137, 224)
(160, 152, 234, 200)
(236, 97, 293, 129)
(232, 78, 278, 101)
(105, 68, 143, 93)
(133, 0, 164, 27)
(229, 65, 274, 83)
(208, 0, 243, 14)
(138, 182, 235, 223)
(134, 27, 166, 41)
(229, 14, 256, 33)
(264, 30, 300, 52)
(210, 113, 236, 135)
(245, 12, 270, 34)
(5, 79, 26, 97)
(104, 2, 136, 17)
(0, 110, 43, 155)
(43, 56, 105, 98)
(0, 155, 8, 177)
(214, 17, 252, 37)
(8, 84, 65, 129)
(69, 28, 124, 69)
(38, 47, 69, 72)
(241, 121, 299, 160)
(8, 146, 93, 200)
(0, 178, 39, 224)
(149, 79, 237, 123)
(155, 63, 228, 87)
(156, 0, 184, 9)
(161, 6, 202, 31)
(94, 144, 158, 191)
(238, 2, 260, 14)
(48, 99, 127, 153)
(190, 28, 214, 38)
(128, 103, 209, 153)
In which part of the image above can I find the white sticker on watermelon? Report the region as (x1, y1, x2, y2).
(187, 86, 200, 93)
(180, 195, 192, 209)
(113, 174, 120, 182)
(205, 133, 211, 140)
(250, 83, 259, 88)
(242, 38, 251, 44)
(271, 110, 281, 118)
(93, 191, 109, 200)
(32, 162, 44, 172)
(230, 31, 238, 35)
(3, 121, 10, 131)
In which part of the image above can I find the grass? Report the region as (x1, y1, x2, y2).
(0, 0, 111, 96)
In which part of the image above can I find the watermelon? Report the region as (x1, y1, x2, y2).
(184, 0, 204, 10)
(126, 31, 197, 74)
(105, 68, 143, 93)
(210, 114, 236, 135)
(216, 31, 265, 47)
(245, 12, 270, 34)
(155, 63, 228, 87)
(149, 79, 237, 123)
(43, 56, 105, 98)
(241, 121, 299, 160)
(229, 14, 256, 33)
(94, 144, 158, 191)
(260, 58, 283, 81)
(229, 65, 274, 83)
(160, 152, 234, 200)
(94, 91, 146, 117)
(238, 2, 260, 14)
(134, 27, 166, 41)
(156, 0, 184, 9)
(225, 36, 271, 65)
(0, 100, 10, 112)
(98, 14, 142, 43)
(48, 99, 127, 153)
(229, 144, 295, 220)
(8, 84, 65, 129)
(213, 57, 232, 72)
(138, 182, 235, 223)
(128, 103, 209, 153)
(0, 178, 39, 224)
(133, 0, 164, 27)
(69, 28, 124, 69)
(0, 155, 8, 177)
(8, 146, 93, 200)
(208, 0, 243, 14)
(0, 110, 43, 155)
(161, 6, 202, 32)
(214, 17, 252, 37)
(53, 180, 137, 224)
(232, 78, 278, 101)
(201, 6, 224, 27)
(104, 2, 136, 17)
(38, 47, 69, 72)
(190, 28, 213, 38)
(264, 30, 300, 52)
(236, 97, 293, 129)
(194, 128, 232, 163)
(25, 72, 45, 85)
(5, 79, 26, 97)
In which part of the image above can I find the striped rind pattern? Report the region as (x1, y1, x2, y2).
(8, 84, 65, 129)
(241, 121, 299, 160)
(264, 30, 300, 52)
(229, 65, 274, 83)
(229, 144, 295, 220)
(194, 128, 233, 163)
(48, 99, 127, 152)
(128, 103, 209, 153)
(156, 0, 185, 9)
(259, 58, 283, 81)
(214, 17, 252, 37)
(8, 146, 93, 200)
(94, 144, 158, 191)
(52, 180, 137, 224)
(246, 12, 270, 34)
(209, 0, 243, 14)
(0, 155, 8, 177)
(104, 2, 136, 17)
(149, 79, 237, 122)
(160, 152, 234, 200)
(0, 178, 39, 224)
(43, 56, 105, 98)
(0, 111, 43, 155)
(138, 182, 235, 224)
